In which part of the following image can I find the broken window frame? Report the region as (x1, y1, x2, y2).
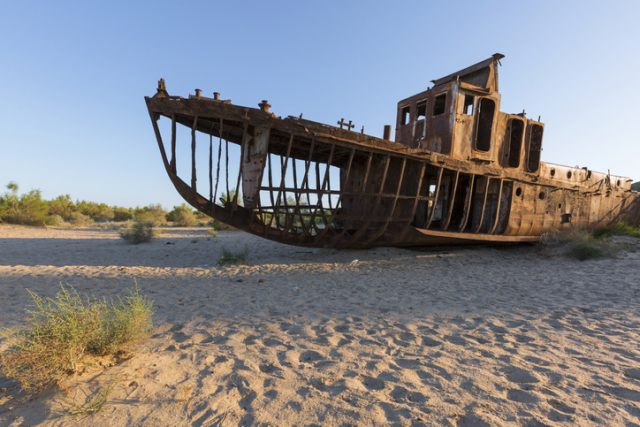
(525, 124, 544, 173)
(433, 93, 447, 116)
(401, 105, 411, 126)
(473, 97, 496, 152)
(416, 100, 427, 121)
(506, 117, 524, 168)
(462, 94, 474, 115)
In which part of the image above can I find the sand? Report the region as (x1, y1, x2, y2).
(0, 225, 639, 426)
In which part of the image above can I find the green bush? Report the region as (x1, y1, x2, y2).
(567, 232, 612, 261)
(48, 195, 75, 221)
(134, 204, 166, 226)
(0, 186, 49, 226)
(113, 207, 134, 222)
(76, 201, 114, 222)
(166, 204, 197, 227)
(218, 247, 248, 265)
(44, 214, 65, 226)
(67, 211, 93, 227)
(120, 221, 154, 244)
(0, 285, 153, 391)
(593, 221, 640, 239)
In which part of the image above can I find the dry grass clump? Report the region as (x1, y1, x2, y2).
(218, 247, 248, 265)
(540, 222, 640, 261)
(566, 232, 611, 261)
(119, 220, 154, 244)
(593, 221, 640, 239)
(0, 285, 153, 392)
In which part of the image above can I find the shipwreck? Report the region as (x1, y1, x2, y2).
(145, 53, 639, 248)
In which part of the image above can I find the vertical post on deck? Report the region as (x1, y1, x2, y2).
(274, 134, 294, 231)
(231, 121, 249, 212)
(191, 116, 198, 192)
(170, 114, 177, 174)
(209, 134, 213, 203)
(213, 118, 223, 206)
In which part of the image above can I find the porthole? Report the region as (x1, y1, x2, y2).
(538, 191, 546, 200)
(515, 187, 523, 197)
(566, 171, 572, 179)
(616, 179, 621, 186)
(550, 168, 556, 177)
(558, 203, 562, 209)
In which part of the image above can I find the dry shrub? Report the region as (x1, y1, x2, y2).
(45, 214, 65, 226)
(67, 211, 93, 227)
(593, 221, 640, 239)
(218, 247, 248, 265)
(119, 220, 154, 244)
(567, 233, 611, 261)
(167, 204, 197, 227)
(0, 285, 153, 392)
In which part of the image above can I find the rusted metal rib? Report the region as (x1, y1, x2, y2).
(459, 174, 476, 231)
(425, 167, 444, 229)
(490, 179, 505, 234)
(473, 177, 492, 233)
(441, 171, 460, 231)
(170, 114, 177, 173)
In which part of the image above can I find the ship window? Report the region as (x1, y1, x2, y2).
(401, 106, 411, 126)
(463, 95, 474, 115)
(433, 94, 446, 116)
(475, 98, 496, 152)
(526, 124, 544, 173)
(507, 118, 524, 168)
(416, 101, 427, 121)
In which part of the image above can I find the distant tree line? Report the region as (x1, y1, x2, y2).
(0, 181, 209, 227)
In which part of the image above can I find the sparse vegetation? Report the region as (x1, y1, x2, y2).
(218, 247, 248, 265)
(593, 221, 640, 239)
(566, 232, 611, 261)
(61, 381, 116, 416)
(0, 285, 153, 391)
(0, 181, 172, 228)
(209, 218, 233, 231)
(119, 220, 154, 244)
(540, 221, 640, 261)
(166, 204, 197, 227)
(133, 204, 166, 226)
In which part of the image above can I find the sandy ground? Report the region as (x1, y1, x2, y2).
(0, 225, 639, 426)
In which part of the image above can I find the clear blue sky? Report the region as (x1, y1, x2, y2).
(1, 1, 638, 208)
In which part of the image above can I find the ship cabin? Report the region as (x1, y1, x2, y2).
(395, 53, 544, 175)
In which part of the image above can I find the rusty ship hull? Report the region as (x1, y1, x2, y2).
(145, 54, 638, 248)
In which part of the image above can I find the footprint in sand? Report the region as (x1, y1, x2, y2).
(604, 386, 640, 402)
(548, 399, 575, 414)
(395, 358, 422, 370)
(502, 367, 540, 384)
(506, 389, 538, 404)
(298, 350, 324, 363)
(421, 336, 442, 347)
(259, 362, 283, 377)
(361, 375, 385, 391)
(623, 367, 640, 380)
(390, 386, 427, 404)
(456, 411, 491, 427)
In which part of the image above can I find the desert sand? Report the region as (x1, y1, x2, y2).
(0, 225, 639, 426)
